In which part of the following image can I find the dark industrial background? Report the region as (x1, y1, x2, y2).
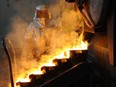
(0, 0, 115, 87)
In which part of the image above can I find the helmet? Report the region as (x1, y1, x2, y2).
(33, 5, 51, 20)
(36, 5, 46, 10)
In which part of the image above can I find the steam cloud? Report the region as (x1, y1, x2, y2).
(7, 0, 84, 86)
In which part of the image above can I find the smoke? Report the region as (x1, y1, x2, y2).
(6, 0, 84, 86)
(38, 0, 84, 53)
(33, 0, 84, 74)
(7, 17, 41, 86)
(37, 14, 84, 69)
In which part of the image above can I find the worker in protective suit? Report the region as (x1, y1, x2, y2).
(24, 5, 51, 59)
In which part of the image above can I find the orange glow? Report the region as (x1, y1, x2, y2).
(56, 50, 70, 59)
(29, 69, 43, 75)
(44, 60, 56, 66)
(15, 40, 88, 87)
(14, 68, 44, 87)
(17, 78, 30, 83)
(70, 41, 88, 50)
(14, 69, 44, 87)
(14, 7, 89, 87)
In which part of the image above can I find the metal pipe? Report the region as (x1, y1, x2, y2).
(2, 38, 14, 87)
(5, 37, 17, 79)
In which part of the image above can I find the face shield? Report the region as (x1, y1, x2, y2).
(33, 5, 51, 20)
